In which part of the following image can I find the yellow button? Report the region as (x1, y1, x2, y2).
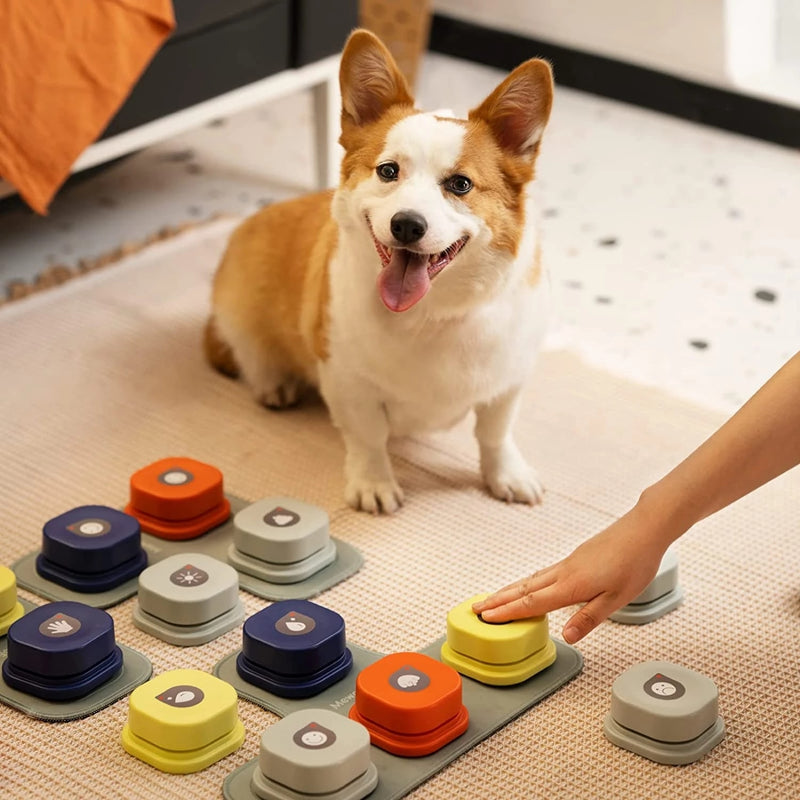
(445, 594, 551, 664)
(0, 566, 24, 636)
(121, 669, 244, 773)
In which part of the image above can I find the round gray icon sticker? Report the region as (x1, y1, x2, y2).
(158, 468, 194, 486)
(644, 673, 686, 700)
(293, 722, 337, 750)
(156, 685, 205, 707)
(263, 506, 301, 527)
(39, 612, 82, 637)
(67, 518, 111, 537)
(275, 611, 316, 636)
(389, 666, 430, 692)
(169, 564, 209, 587)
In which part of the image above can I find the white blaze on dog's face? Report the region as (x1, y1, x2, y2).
(334, 31, 553, 317)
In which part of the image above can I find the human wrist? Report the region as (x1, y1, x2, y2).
(634, 482, 695, 549)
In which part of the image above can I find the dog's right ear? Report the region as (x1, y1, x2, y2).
(339, 29, 414, 127)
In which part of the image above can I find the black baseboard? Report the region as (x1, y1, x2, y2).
(429, 14, 800, 149)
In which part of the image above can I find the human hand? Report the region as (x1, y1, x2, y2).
(472, 504, 671, 643)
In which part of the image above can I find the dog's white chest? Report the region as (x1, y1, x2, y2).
(325, 279, 547, 436)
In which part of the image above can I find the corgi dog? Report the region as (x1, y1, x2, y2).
(205, 29, 554, 514)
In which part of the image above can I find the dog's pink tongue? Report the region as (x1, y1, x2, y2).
(378, 249, 430, 312)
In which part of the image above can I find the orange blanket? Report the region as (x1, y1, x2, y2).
(0, 0, 175, 214)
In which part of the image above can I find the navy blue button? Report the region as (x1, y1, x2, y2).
(36, 506, 147, 592)
(237, 600, 352, 698)
(41, 506, 143, 573)
(2, 601, 122, 700)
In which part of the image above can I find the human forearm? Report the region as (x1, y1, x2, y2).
(638, 350, 800, 538)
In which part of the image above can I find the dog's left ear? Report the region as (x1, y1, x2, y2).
(469, 59, 554, 157)
(339, 29, 414, 127)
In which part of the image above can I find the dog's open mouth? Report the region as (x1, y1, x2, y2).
(370, 229, 468, 313)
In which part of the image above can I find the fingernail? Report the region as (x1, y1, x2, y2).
(563, 626, 580, 644)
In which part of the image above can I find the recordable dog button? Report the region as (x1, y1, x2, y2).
(609, 547, 684, 624)
(0, 566, 25, 636)
(35, 505, 147, 593)
(603, 661, 725, 764)
(133, 553, 244, 646)
(2, 601, 122, 701)
(125, 457, 231, 540)
(440, 594, 557, 685)
(251, 708, 378, 800)
(228, 497, 336, 584)
(236, 599, 352, 698)
(349, 652, 469, 756)
(121, 668, 245, 773)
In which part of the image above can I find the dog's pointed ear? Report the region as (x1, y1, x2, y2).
(339, 29, 414, 126)
(469, 59, 554, 157)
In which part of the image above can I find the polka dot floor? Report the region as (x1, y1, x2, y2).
(0, 52, 797, 411)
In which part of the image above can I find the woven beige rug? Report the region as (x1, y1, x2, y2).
(1, 219, 797, 799)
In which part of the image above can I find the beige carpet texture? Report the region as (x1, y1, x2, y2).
(1, 219, 797, 799)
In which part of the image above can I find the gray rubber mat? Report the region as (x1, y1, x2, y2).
(218, 636, 583, 800)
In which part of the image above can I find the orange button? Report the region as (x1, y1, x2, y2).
(350, 653, 463, 736)
(128, 458, 225, 522)
(348, 653, 468, 757)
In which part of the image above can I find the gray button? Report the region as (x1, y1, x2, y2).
(629, 547, 679, 604)
(256, 708, 375, 796)
(137, 553, 239, 626)
(609, 661, 719, 743)
(233, 497, 330, 565)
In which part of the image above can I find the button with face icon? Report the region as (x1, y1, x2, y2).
(604, 660, 725, 764)
(2, 601, 122, 700)
(35, 505, 147, 593)
(253, 708, 377, 799)
(122, 668, 244, 773)
(236, 600, 352, 698)
(125, 457, 231, 540)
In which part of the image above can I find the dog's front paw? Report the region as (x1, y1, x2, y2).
(345, 478, 404, 514)
(481, 444, 544, 505)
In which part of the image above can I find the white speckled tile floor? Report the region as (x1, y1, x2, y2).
(0, 53, 797, 414)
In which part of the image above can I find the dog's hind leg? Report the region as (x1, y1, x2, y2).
(207, 313, 307, 410)
(204, 316, 240, 378)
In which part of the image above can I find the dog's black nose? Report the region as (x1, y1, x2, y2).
(390, 211, 427, 245)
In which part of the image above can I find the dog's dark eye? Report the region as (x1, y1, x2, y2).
(377, 162, 399, 182)
(445, 174, 473, 195)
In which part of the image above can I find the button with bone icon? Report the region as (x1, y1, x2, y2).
(122, 668, 244, 773)
(228, 497, 336, 584)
